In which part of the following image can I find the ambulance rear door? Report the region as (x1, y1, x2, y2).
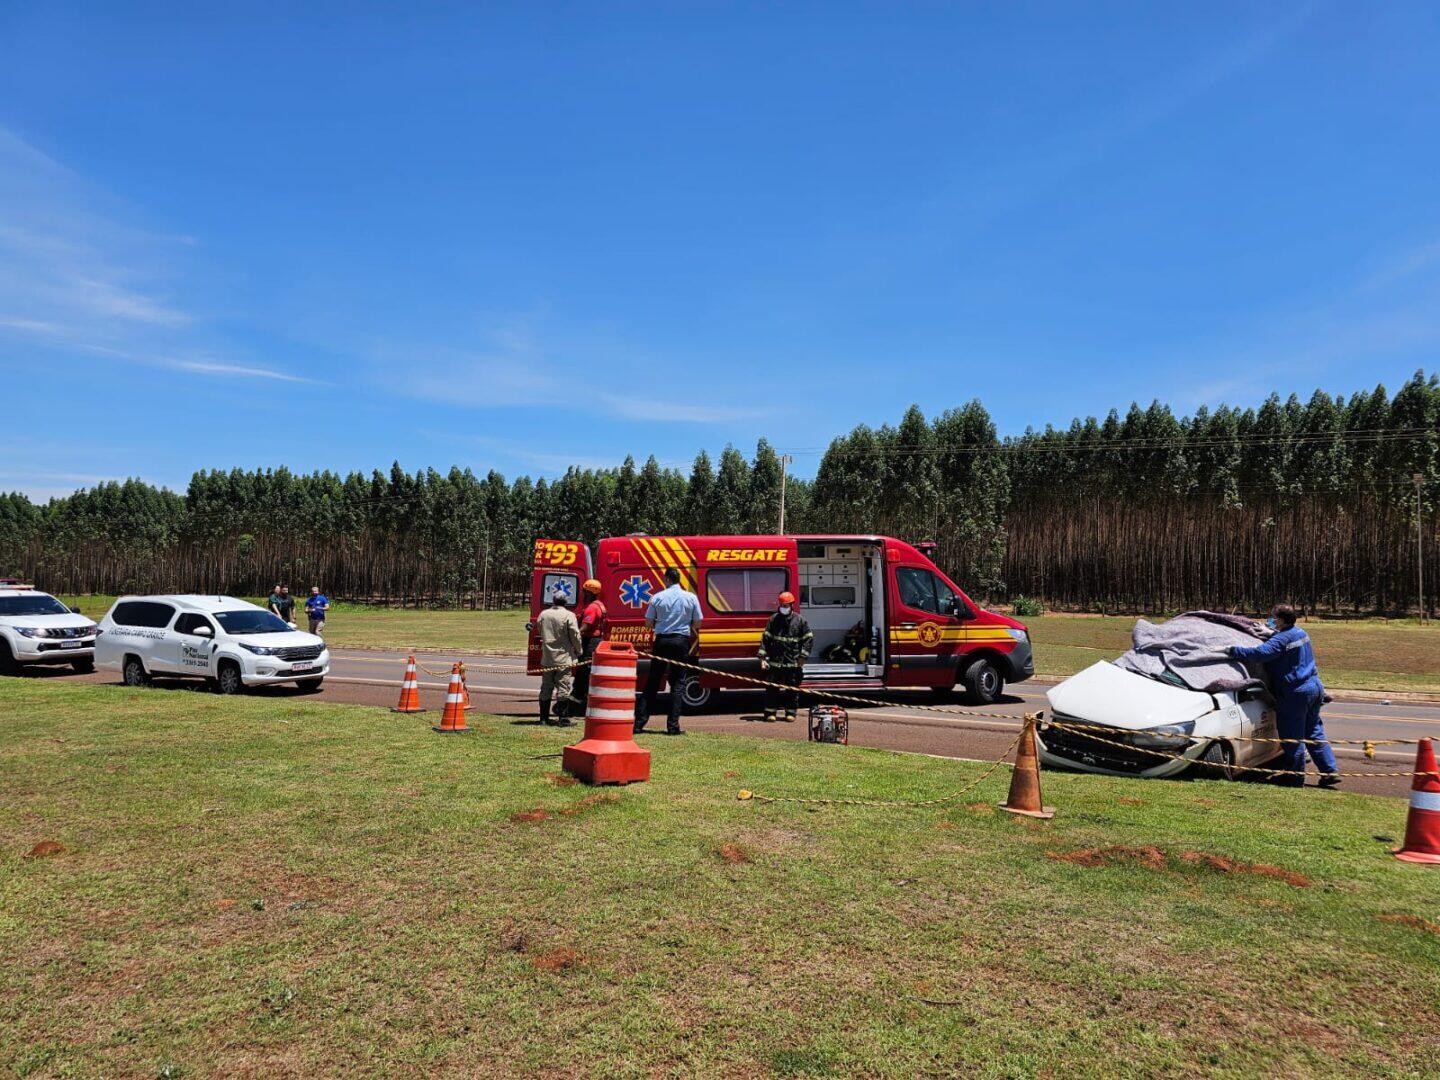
(526, 539, 593, 675)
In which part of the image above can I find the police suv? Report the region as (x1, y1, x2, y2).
(0, 584, 99, 674)
(95, 595, 329, 694)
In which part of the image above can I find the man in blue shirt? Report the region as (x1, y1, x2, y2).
(1229, 604, 1339, 788)
(634, 566, 702, 736)
(305, 586, 330, 637)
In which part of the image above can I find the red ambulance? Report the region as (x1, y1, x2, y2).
(526, 534, 1033, 710)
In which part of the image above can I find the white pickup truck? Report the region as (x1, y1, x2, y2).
(95, 594, 330, 694)
(0, 586, 99, 674)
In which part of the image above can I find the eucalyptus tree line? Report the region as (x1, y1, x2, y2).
(2, 372, 1435, 613)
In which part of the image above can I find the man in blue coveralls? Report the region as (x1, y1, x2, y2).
(1229, 604, 1340, 788)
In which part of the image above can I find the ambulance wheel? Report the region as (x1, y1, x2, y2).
(1198, 741, 1237, 781)
(299, 677, 324, 693)
(679, 674, 716, 713)
(962, 659, 1003, 705)
(0, 639, 16, 676)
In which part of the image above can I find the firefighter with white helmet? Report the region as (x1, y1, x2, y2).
(535, 588, 582, 727)
(757, 590, 812, 722)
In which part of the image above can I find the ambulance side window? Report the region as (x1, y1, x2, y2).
(706, 569, 788, 613)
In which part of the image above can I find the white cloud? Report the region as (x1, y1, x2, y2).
(0, 125, 310, 383)
(167, 359, 318, 383)
(395, 322, 773, 424)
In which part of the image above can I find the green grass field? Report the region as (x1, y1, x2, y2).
(3, 680, 1439, 1077)
(54, 596, 1440, 694)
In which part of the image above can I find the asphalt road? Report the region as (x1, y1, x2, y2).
(25, 644, 1436, 799)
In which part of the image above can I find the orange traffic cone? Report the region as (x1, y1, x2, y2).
(433, 663, 471, 734)
(459, 663, 475, 711)
(1395, 738, 1440, 864)
(999, 715, 1055, 819)
(390, 655, 426, 714)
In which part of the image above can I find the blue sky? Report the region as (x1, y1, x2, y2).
(2, 2, 1438, 500)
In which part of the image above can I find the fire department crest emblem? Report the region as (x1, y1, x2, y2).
(916, 621, 943, 648)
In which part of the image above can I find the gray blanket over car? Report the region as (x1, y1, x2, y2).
(1114, 611, 1271, 693)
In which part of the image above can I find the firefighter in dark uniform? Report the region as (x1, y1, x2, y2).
(756, 590, 813, 722)
(569, 578, 607, 713)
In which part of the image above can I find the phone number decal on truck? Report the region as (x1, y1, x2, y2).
(533, 540, 581, 567)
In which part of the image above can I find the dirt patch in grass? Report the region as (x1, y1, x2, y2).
(1377, 913, 1440, 935)
(547, 774, 578, 787)
(216, 898, 238, 910)
(558, 794, 615, 817)
(24, 840, 66, 859)
(716, 843, 751, 864)
(509, 808, 549, 823)
(1118, 797, 1144, 806)
(531, 947, 584, 973)
(1049, 846, 1311, 887)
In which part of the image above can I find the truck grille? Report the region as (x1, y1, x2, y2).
(274, 644, 324, 662)
(51, 627, 95, 639)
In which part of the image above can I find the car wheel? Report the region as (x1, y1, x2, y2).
(299, 677, 324, 692)
(0, 638, 17, 676)
(678, 674, 715, 713)
(122, 656, 151, 688)
(962, 658, 1004, 705)
(70, 659, 95, 674)
(216, 662, 244, 695)
(1199, 740, 1237, 781)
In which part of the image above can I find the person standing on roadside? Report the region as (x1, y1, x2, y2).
(757, 591, 812, 723)
(305, 585, 329, 636)
(536, 590, 582, 727)
(634, 566, 702, 736)
(269, 584, 295, 625)
(1229, 603, 1340, 788)
(569, 578, 607, 713)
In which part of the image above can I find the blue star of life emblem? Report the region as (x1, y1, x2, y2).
(619, 574, 653, 609)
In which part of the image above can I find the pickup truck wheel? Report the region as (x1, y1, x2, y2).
(70, 659, 95, 674)
(1199, 740, 1237, 781)
(0, 638, 17, 676)
(216, 662, 244, 695)
(122, 655, 151, 688)
(962, 658, 1004, 705)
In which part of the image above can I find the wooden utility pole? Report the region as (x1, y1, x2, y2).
(778, 454, 794, 534)
(1416, 473, 1428, 624)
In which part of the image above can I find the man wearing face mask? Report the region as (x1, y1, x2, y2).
(1229, 603, 1339, 788)
(756, 591, 813, 723)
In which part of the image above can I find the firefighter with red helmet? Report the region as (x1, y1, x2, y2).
(757, 591, 812, 722)
(569, 578, 607, 713)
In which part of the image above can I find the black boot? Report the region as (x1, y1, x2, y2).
(539, 701, 553, 727)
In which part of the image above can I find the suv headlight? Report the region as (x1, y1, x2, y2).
(1131, 722, 1196, 751)
(239, 642, 279, 656)
(16, 627, 49, 638)
(1006, 628, 1028, 642)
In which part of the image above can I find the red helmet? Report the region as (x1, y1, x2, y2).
(778, 591, 796, 606)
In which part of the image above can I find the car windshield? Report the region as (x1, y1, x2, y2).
(214, 609, 293, 635)
(0, 595, 71, 617)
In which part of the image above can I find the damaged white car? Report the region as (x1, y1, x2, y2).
(1037, 612, 1283, 781)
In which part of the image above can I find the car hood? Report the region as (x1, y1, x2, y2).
(5, 615, 96, 631)
(1047, 661, 1216, 731)
(223, 631, 326, 648)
